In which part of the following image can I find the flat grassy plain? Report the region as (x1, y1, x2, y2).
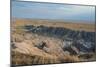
(12, 19, 95, 32)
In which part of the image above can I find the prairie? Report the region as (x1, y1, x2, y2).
(12, 19, 95, 32)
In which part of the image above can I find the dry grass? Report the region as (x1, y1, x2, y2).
(12, 19, 95, 32)
(11, 50, 80, 65)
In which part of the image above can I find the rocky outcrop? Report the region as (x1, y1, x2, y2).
(11, 25, 96, 65)
(23, 25, 95, 55)
(24, 25, 95, 42)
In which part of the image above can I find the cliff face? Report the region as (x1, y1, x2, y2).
(11, 22, 96, 66)
(24, 25, 95, 54)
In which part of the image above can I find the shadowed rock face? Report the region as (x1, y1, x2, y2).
(24, 25, 95, 41)
(23, 25, 95, 54)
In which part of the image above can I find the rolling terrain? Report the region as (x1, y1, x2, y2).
(11, 19, 96, 66)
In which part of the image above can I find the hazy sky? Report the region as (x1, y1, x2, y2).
(12, 1, 95, 23)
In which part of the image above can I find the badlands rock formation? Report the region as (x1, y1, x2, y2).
(11, 21, 96, 66)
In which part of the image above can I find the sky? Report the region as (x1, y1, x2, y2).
(12, 1, 95, 23)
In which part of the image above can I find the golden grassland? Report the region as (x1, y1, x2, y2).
(12, 19, 95, 32)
